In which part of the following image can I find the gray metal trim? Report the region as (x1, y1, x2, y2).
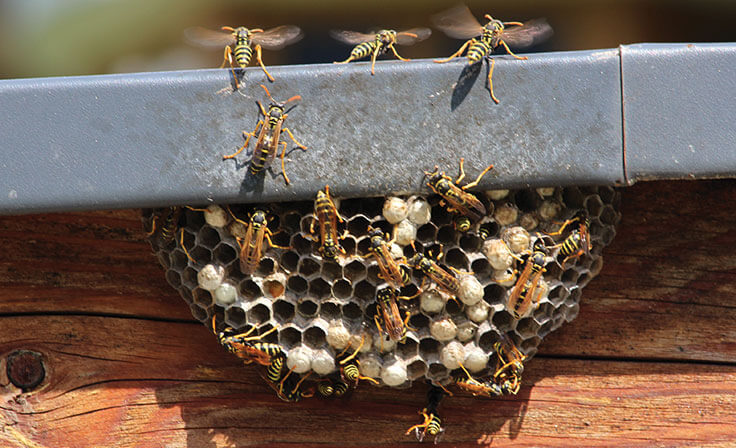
(621, 43, 736, 182)
(0, 49, 623, 214)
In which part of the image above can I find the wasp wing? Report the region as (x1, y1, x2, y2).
(395, 27, 432, 45)
(184, 26, 235, 48)
(252, 25, 304, 50)
(500, 18, 553, 50)
(329, 30, 377, 45)
(431, 4, 483, 40)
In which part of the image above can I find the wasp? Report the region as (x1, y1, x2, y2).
(425, 158, 494, 222)
(227, 207, 288, 275)
(331, 28, 431, 75)
(223, 84, 307, 185)
(274, 371, 315, 402)
(432, 5, 552, 103)
(492, 335, 526, 395)
(453, 362, 503, 397)
(478, 222, 496, 240)
(212, 316, 282, 365)
(309, 185, 346, 261)
(185, 25, 303, 89)
(406, 251, 461, 299)
(364, 227, 411, 289)
(453, 215, 472, 233)
(337, 335, 379, 387)
(548, 210, 592, 267)
(505, 238, 549, 319)
(373, 287, 416, 344)
(406, 384, 447, 443)
(146, 206, 209, 262)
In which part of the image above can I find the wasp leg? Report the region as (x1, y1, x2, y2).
(278, 141, 292, 185)
(254, 44, 275, 82)
(220, 46, 241, 90)
(145, 216, 158, 236)
(503, 21, 524, 27)
(499, 39, 528, 61)
(487, 58, 499, 104)
(405, 409, 432, 439)
(434, 39, 473, 63)
(223, 121, 262, 160)
(264, 229, 290, 250)
(462, 164, 495, 190)
(370, 45, 381, 76)
(339, 335, 365, 365)
(546, 218, 577, 236)
(282, 127, 307, 150)
(389, 44, 410, 62)
(335, 53, 357, 64)
(179, 229, 195, 263)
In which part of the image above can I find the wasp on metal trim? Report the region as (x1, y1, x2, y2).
(432, 5, 552, 103)
(425, 158, 494, 222)
(223, 84, 307, 185)
(227, 207, 288, 275)
(184, 25, 303, 89)
(310, 185, 346, 261)
(406, 384, 447, 443)
(331, 28, 431, 75)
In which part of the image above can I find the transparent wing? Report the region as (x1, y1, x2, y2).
(329, 30, 376, 45)
(252, 25, 304, 50)
(183, 27, 234, 48)
(501, 18, 553, 50)
(395, 27, 432, 45)
(431, 4, 483, 40)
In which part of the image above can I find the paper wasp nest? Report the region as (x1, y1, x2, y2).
(142, 186, 620, 387)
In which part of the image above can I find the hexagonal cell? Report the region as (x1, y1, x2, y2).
(247, 303, 271, 325)
(419, 338, 440, 358)
(409, 313, 429, 332)
(354, 280, 376, 302)
(416, 223, 438, 243)
(303, 326, 327, 349)
(344, 260, 366, 282)
(444, 298, 463, 316)
(298, 257, 321, 278)
(445, 248, 469, 271)
(256, 257, 276, 276)
(333, 279, 353, 299)
(561, 268, 581, 284)
(483, 284, 506, 306)
(436, 226, 457, 246)
(599, 205, 618, 226)
(297, 298, 319, 317)
(165, 270, 182, 289)
(280, 251, 300, 273)
(282, 211, 302, 233)
(273, 299, 295, 322)
(239, 279, 262, 300)
(309, 278, 331, 299)
(225, 306, 246, 328)
(272, 230, 291, 248)
(291, 234, 314, 256)
(520, 336, 541, 353)
(320, 261, 342, 282)
(347, 215, 371, 237)
(470, 258, 491, 282)
(189, 246, 213, 265)
(407, 360, 428, 381)
(366, 264, 382, 284)
(170, 250, 190, 270)
(584, 195, 604, 218)
(341, 237, 357, 256)
(213, 243, 238, 265)
(321, 301, 341, 320)
(192, 288, 213, 308)
(263, 275, 286, 298)
(515, 189, 542, 212)
(430, 205, 452, 227)
(427, 363, 448, 380)
(562, 187, 585, 209)
(279, 326, 302, 348)
(516, 317, 541, 339)
(342, 302, 363, 320)
(286, 275, 308, 295)
(459, 233, 481, 252)
(198, 226, 221, 249)
(478, 329, 498, 352)
(492, 310, 514, 332)
(189, 303, 208, 322)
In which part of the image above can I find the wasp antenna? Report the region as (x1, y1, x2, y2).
(259, 84, 275, 102)
(484, 14, 494, 21)
(284, 95, 302, 105)
(221, 26, 235, 32)
(251, 28, 264, 33)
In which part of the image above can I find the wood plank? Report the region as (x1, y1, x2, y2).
(1, 180, 736, 446)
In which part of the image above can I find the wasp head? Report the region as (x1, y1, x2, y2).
(251, 210, 268, 225)
(483, 17, 505, 34)
(377, 29, 397, 44)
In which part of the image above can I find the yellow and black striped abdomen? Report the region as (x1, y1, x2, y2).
(342, 363, 359, 382)
(466, 40, 491, 64)
(350, 41, 378, 61)
(266, 355, 285, 383)
(249, 141, 274, 175)
(559, 232, 582, 258)
(427, 414, 442, 436)
(233, 37, 253, 68)
(333, 380, 349, 396)
(317, 381, 334, 397)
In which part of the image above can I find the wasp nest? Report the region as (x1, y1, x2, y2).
(142, 185, 620, 387)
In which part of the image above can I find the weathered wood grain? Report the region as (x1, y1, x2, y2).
(0, 180, 735, 447)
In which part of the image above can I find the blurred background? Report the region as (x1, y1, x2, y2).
(0, 0, 735, 79)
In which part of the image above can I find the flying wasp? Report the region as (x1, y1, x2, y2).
(309, 185, 346, 261)
(374, 287, 415, 343)
(406, 384, 447, 444)
(223, 84, 307, 185)
(331, 28, 431, 75)
(337, 335, 379, 388)
(548, 210, 592, 267)
(227, 207, 289, 275)
(184, 25, 303, 89)
(505, 238, 549, 319)
(425, 158, 494, 222)
(364, 227, 411, 289)
(432, 5, 552, 103)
